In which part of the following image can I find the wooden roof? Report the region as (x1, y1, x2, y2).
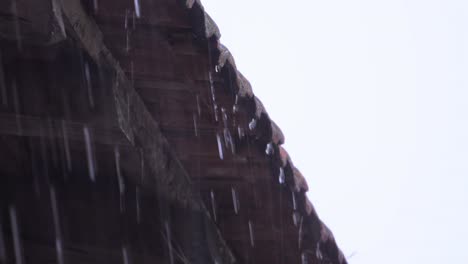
(0, 0, 346, 263)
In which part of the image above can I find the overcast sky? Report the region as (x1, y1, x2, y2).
(202, 0, 468, 263)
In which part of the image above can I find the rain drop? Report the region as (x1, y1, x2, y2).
(210, 190, 217, 222)
(50, 186, 64, 264)
(93, 0, 98, 13)
(196, 94, 201, 116)
(0, 219, 6, 263)
(193, 113, 198, 137)
(248, 220, 255, 247)
(248, 118, 256, 130)
(84, 62, 94, 108)
(209, 71, 215, 102)
(316, 242, 323, 260)
(83, 125, 96, 182)
(134, 0, 141, 18)
(165, 221, 174, 264)
(216, 133, 224, 160)
(12, 80, 22, 135)
(292, 211, 300, 226)
(301, 253, 308, 264)
(136, 186, 141, 224)
(9, 205, 24, 264)
(122, 245, 130, 264)
(124, 9, 129, 29)
(237, 126, 244, 139)
(265, 142, 274, 155)
(279, 167, 285, 184)
(61, 120, 72, 172)
(292, 192, 297, 210)
(115, 147, 125, 213)
(11, 0, 22, 51)
(0, 51, 7, 107)
(231, 187, 239, 214)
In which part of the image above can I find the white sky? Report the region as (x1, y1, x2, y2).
(202, 0, 468, 263)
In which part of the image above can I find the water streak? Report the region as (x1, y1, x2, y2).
(292, 192, 297, 210)
(248, 118, 256, 130)
(0, 51, 7, 107)
(193, 113, 198, 137)
(248, 220, 255, 247)
(231, 187, 239, 214)
(279, 167, 285, 184)
(165, 222, 174, 264)
(265, 143, 274, 155)
(9, 205, 23, 264)
(50, 186, 64, 264)
(122, 245, 130, 264)
(0, 220, 6, 263)
(83, 125, 96, 181)
(11, 0, 22, 51)
(134, 0, 141, 18)
(210, 190, 217, 222)
(216, 133, 224, 160)
(61, 120, 72, 172)
(12, 80, 22, 135)
(136, 186, 141, 224)
(84, 62, 94, 108)
(114, 147, 125, 213)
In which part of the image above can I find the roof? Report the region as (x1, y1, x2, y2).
(181, 1, 348, 263)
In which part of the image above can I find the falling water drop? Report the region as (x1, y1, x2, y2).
(298, 216, 304, 248)
(134, 0, 141, 18)
(136, 186, 141, 224)
(165, 221, 174, 264)
(301, 253, 308, 264)
(61, 120, 72, 172)
(315, 242, 323, 260)
(9, 205, 24, 264)
(84, 62, 94, 108)
(292, 192, 297, 210)
(223, 128, 230, 148)
(248, 118, 256, 130)
(232, 104, 239, 113)
(248, 220, 255, 247)
(126, 30, 130, 53)
(93, 0, 99, 13)
(213, 103, 219, 122)
(209, 71, 215, 102)
(0, 219, 6, 263)
(237, 126, 244, 139)
(140, 149, 145, 181)
(216, 133, 224, 160)
(122, 245, 130, 264)
(265, 143, 274, 155)
(231, 187, 239, 214)
(83, 125, 96, 182)
(196, 95, 201, 116)
(279, 167, 285, 184)
(115, 147, 125, 213)
(292, 211, 300, 226)
(193, 113, 198, 137)
(12, 80, 22, 135)
(0, 51, 7, 107)
(11, 0, 22, 51)
(50, 186, 64, 264)
(210, 190, 217, 222)
(124, 10, 129, 29)
(221, 107, 228, 127)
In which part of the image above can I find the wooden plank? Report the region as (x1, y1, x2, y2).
(0, 113, 130, 145)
